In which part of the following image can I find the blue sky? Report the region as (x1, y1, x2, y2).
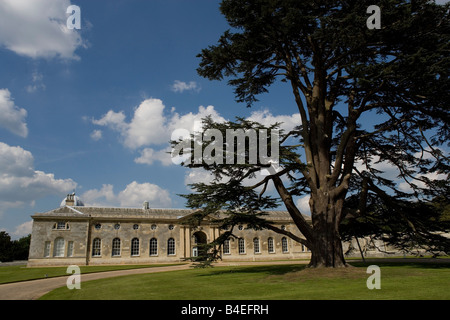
(0, 0, 304, 238)
(0, 0, 448, 239)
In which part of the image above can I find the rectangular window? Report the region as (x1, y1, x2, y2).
(44, 241, 51, 257)
(57, 222, 66, 230)
(67, 241, 74, 257)
(253, 238, 260, 254)
(282, 237, 289, 253)
(223, 239, 230, 255)
(92, 238, 101, 257)
(238, 238, 245, 254)
(54, 238, 65, 257)
(268, 237, 275, 253)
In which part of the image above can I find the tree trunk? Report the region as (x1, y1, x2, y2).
(308, 191, 348, 268)
(309, 229, 347, 268)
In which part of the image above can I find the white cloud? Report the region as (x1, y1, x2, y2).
(171, 80, 201, 93)
(92, 99, 166, 149)
(398, 171, 447, 193)
(90, 129, 102, 141)
(246, 109, 301, 133)
(134, 148, 173, 166)
(12, 220, 33, 238)
(0, 89, 28, 137)
(0, 142, 77, 214)
(296, 196, 311, 215)
(81, 181, 172, 208)
(184, 168, 218, 186)
(0, 0, 86, 60)
(92, 99, 226, 165)
(126, 98, 167, 148)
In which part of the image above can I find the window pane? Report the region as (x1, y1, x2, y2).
(44, 241, 51, 257)
(253, 238, 260, 254)
(150, 238, 158, 256)
(92, 238, 101, 257)
(112, 238, 121, 256)
(67, 241, 74, 257)
(223, 239, 230, 254)
(168, 238, 175, 255)
(268, 237, 274, 253)
(131, 238, 139, 256)
(238, 238, 245, 254)
(54, 238, 64, 257)
(282, 237, 288, 253)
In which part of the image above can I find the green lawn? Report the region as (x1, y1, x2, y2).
(39, 261, 450, 300)
(0, 263, 184, 284)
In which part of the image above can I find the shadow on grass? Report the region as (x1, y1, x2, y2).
(197, 258, 450, 279)
(196, 264, 306, 277)
(349, 259, 450, 269)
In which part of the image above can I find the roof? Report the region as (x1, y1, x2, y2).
(31, 206, 310, 223)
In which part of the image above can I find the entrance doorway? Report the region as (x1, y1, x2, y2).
(192, 231, 207, 259)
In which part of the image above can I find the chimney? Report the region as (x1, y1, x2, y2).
(143, 201, 150, 210)
(65, 193, 75, 206)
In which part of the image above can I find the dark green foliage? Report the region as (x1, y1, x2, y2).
(0, 232, 30, 262)
(183, 0, 450, 267)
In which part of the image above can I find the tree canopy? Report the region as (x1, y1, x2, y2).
(175, 0, 450, 267)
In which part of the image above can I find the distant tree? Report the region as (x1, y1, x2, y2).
(0, 232, 31, 262)
(12, 235, 31, 261)
(340, 189, 450, 257)
(177, 0, 449, 267)
(0, 231, 13, 262)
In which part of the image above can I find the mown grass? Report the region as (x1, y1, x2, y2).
(0, 263, 185, 284)
(39, 261, 450, 300)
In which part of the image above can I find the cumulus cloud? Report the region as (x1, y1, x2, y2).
(0, 142, 77, 214)
(0, 89, 28, 138)
(296, 196, 311, 215)
(12, 220, 33, 238)
(81, 181, 172, 208)
(171, 80, 201, 93)
(91, 98, 226, 165)
(90, 129, 102, 141)
(134, 148, 173, 166)
(0, 0, 86, 60)
(91, 97, 306, 196)
(247, 109, 301, 133)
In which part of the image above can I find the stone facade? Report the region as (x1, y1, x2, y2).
(28, 197, 312, 267)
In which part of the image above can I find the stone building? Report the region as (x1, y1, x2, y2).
(27, 194, 312, 266)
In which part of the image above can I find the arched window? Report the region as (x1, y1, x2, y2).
(131, 238, 140, 256)
(92, 238, 101, 257)
(112, 238, 121, 257)
(253, 238, 260, 254)
(238, 238, 245, 254)
(167, 238, 175, 255)
(53, 237, 65, 257)
(282, 237, 289, 253)
(268, 237, 275, 253)
(149, 238, 158, 256)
